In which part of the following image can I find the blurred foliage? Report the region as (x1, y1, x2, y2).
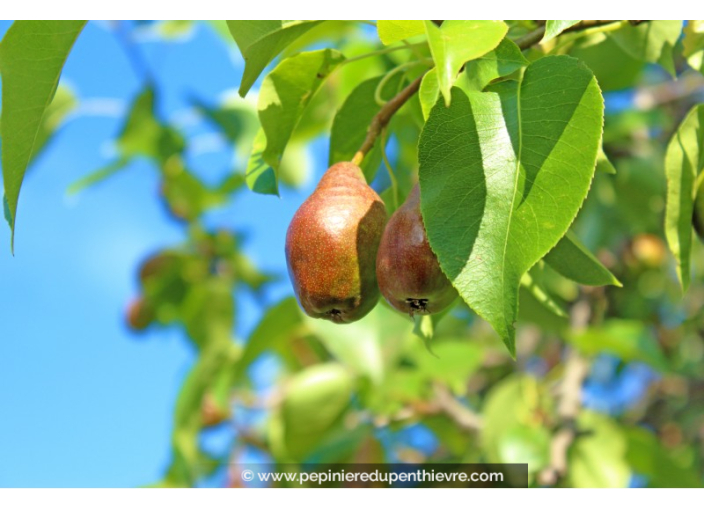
(3, 19, 704, 488)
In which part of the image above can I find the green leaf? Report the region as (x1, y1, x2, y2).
(0, 20, 85, 248)
(683, 20, 704, 74)
(67, 157, 130, 195)
(251, 49, 344, 195)
(566, 319, 669, 371)
(569, 411, 629, 488)
(664, 104, 704, 291)
(25, 85, 77, 165)
(625, 426, 702, 488)
(377, 20, 426, 45)
(520, 270, 568, 318)
(610, 21, 682, 76)
(542, 20, 580, 43)
(226, 20, 323, 97)
(117, 88, 184, 163)
(308, 304, 412, 385)
(518, 284, 569, 333)
(191, 97, 257, 143)
(245, 128, 278, 195)
(329, 73, 404, 181)
(418, 68, 440, 120)
(463, 38, 529, 92)
(596, 146, 617, 174)
(167, 338, 239, 486)
(424, 20, 508, 105)
(499, 425, 550, 474)
(418, 56, 604, 356)
(410, 340, 483, 395)
(481, 375, 552, 473)
(181, 279, 234, 350)
(234, 297, 302, 380)
(1, 85, 77, 188)
(568, 34, 644, 92)
(544, 230, 621, 287)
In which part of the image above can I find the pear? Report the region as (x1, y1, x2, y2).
(285, 162, 387, 323)
(376, 184, 457, 315)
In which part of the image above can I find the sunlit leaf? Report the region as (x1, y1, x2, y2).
(542, 20, 580, 43)
(664, 104, 704, 291)
(0, 20, 85, 248)
(250, 49, 344, 195)
(227, 20, 324, 97)
(377, 20, 425, 45)
(520, 270, 568, 318)
(481, 375, 552, 474)
(463, 38, 529, 92)
(418, 56, 603, 355)
(424, 20, 508, 105)
(683, 20, 704, 74)
(596, 147, 617, 174)
(569, 411, 629, 488)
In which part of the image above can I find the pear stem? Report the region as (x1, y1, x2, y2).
(352, 73, 425, 166)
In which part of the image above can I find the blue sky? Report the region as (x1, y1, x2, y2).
(0, 20, 320, 488)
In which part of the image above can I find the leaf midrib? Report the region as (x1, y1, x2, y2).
(499, 70, 525, 340)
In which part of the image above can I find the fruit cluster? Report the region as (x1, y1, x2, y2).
(286, 162, 457, 324)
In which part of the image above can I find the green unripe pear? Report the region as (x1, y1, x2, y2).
(285, 162, 387, 323)
(376, 184, 457, 316)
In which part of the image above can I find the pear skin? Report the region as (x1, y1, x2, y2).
(286, 162, 387, 323)
(376, 184, 457, 315)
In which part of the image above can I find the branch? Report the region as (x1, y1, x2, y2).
(538, 299, 591, 486)
(515, 20, 627, 50)
(432, 382, 483, 432)
(351, 20, 637, 166)
(351, 73, 425, 165)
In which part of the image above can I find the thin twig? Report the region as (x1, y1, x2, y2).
(432, 382, 483, 432)
(351, 20, 639, 166)
(515, 20, 626, 50)
(351, 73, 426, 165)
(538, 299, 592, 486)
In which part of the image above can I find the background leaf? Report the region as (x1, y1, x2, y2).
(227, 20, 323, 97)
(377, 20, 425, 46)
(424, 20, 508, 105)
(664, 104, 704, 291)
(463, 38, 528, 92)
(329, 73, 403, 181)
(683, 20, 704, 75)
(544, 231, 621, 287)
(418, 56, 604, 355)
(610, 21, 682, 76)
(566, 320, 669, 371)
(251, 49, 344, 196)
(0, 20, 85, 248)
(569, 411, 629, 488)
(542, 20, 580, 43)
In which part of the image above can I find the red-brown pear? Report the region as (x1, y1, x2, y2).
(285, 162, 387, 323)
(376, 184, 457, 315)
